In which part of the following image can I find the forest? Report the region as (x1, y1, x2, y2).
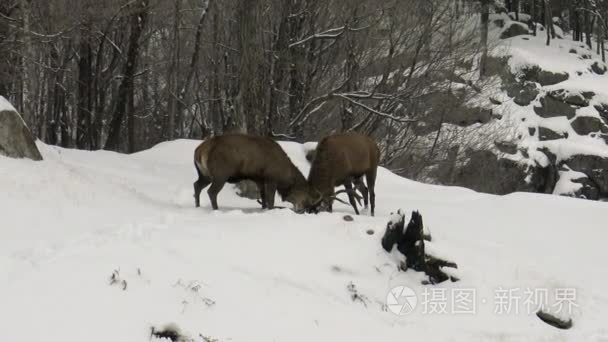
(0, 0, 606, 171)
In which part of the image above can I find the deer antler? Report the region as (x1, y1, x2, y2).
(333, 188, 363, 205)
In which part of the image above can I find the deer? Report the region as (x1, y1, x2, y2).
(193, 134, 312, 212)
(306, 132, 380, 216)
(305, 146, 369, 208)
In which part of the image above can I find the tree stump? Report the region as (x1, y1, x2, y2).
(381, 210, 458, 284)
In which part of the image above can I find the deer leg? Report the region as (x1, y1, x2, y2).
(343, 181, 360, 215)
(365, 169, 377, 217)
(265, 182, 277, 209)
(194, 176, 211, 208)
(353, 177, 369, 208)
(207, 180, 226, 210)
(256, 180, 267, 209)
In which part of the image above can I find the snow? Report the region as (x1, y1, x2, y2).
(553, 167, 587, 196)
(1, 139, 608, 341)
(509, 13, 532, 22)
(471, 23, 608, 166)
(0, 95, 17, 112)
(492, 31, 600, 78)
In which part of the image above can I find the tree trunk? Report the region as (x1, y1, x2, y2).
(104, 0, 149, 151)
(177, 0, 211, 136)
(0, 2, 11, 97)
(531, 0, 537, 36)
(480, 0, 490, 78)
(545, 0, 551, 46)
(76, 23, 93, 149)
(585, 14, 594, 49)
(19, 0, 33, 125)
(127, 79, 135, 153)
(168, 0, 181, 140)
(237, 0, 269, 136)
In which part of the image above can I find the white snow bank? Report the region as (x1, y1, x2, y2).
(1, 140, 608, 342)
(493, 31, 598, 78)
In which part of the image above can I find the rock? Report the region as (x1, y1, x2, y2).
(343, 215, 354, 222)
(570, 116, 608, 135)
(535, 147, 560, 194)
(547, 89, 592, 107)
(536, 310, 573, 330)
(520, 66, 568, 86)
(533, 95, 576, 119)
(500, 21, 530, 39)
(366, 229, 374, 235)
(591, 61, 607, 75)
(528, 127, 537, 136)
(494, 140, 518, 154)
(571, 175, 601, 200)
(538, 126, 566, 141)
(0, 97, 42, 161)
(414, 91, 493, 131)
(507, 81, 539, 106)
(492, 18, 505, 28)
(489, 97, 503, 105)
(593, 103, 608, 124)
(451, 150, 544, 195)
(565, 154, 608, 195)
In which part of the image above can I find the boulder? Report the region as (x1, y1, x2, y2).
(0, 97, 42, 161)
(414, 91, 493, 131)
(591, 61, 607, 75)
(594, 103, 608, 124)
(565, 154, 608, 195)
(533, 95, 576, 119)
(451, 150, 546, 195)
(547, 89, 592, 107)
(571, 175, 601, 200)
(507, 81, 539, 106)
(570, 116, 608, 135)
(538, 126, 567, 141)
(520, 66, 569, 86)
(500, 21, 530, 39)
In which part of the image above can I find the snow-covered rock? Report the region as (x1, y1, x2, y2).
(444, 14, 608, 200)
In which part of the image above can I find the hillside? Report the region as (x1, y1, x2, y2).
(429, 13, 608, 200)
(1, 140, 607, 341)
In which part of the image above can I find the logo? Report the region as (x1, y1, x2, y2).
(387, 285, 417, 315)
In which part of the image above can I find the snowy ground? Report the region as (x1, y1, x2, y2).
(1, 139, 608, 341)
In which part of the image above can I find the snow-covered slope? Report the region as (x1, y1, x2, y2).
(439, 14, 608, 199)
(1, 140, 607, 341)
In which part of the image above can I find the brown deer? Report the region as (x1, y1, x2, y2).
(193, 134, 311, 211)
(307, 132, 380, 216)
(305, 146, 369, 208)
